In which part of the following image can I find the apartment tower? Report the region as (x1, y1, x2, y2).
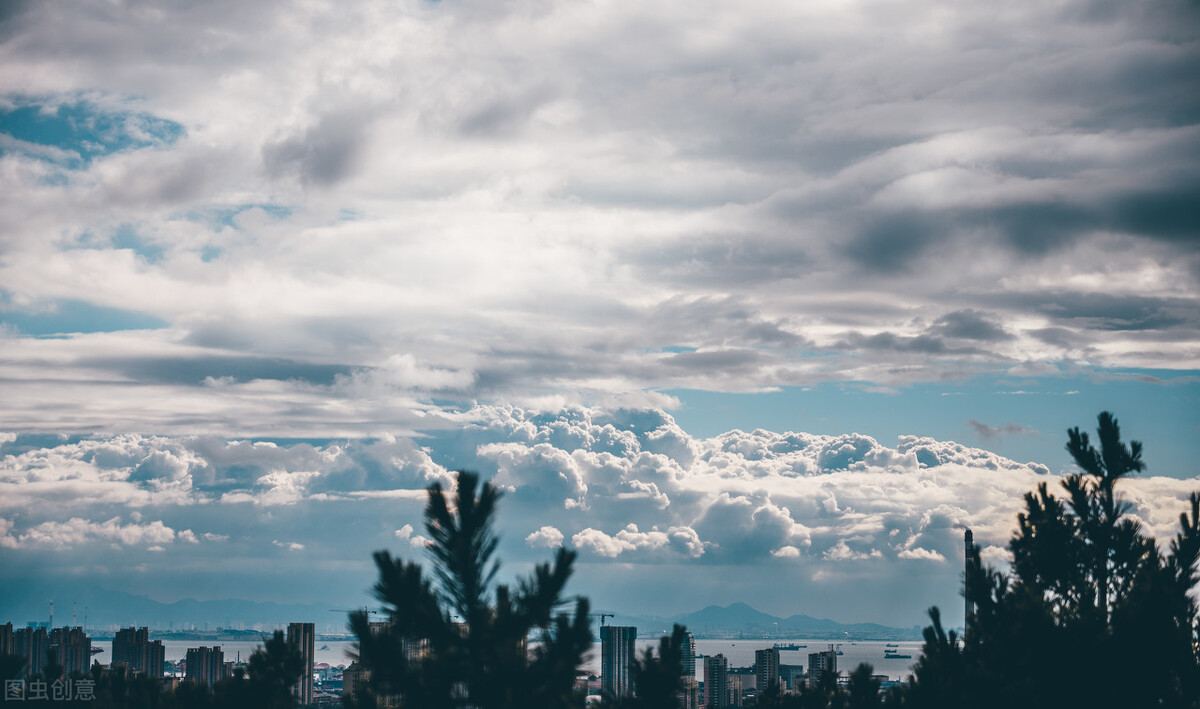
(287, 622, 316, 705)
(703, 653, 729, 708)
(600, 625, 637, 699)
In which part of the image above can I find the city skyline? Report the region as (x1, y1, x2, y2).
(1, 0, 1198, 632)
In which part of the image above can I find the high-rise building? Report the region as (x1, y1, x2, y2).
(807, 647, 837, 687)
(755, 648, 780, 694)
(679, 678, 699, 709)
(728, 667, 756, 707)
(148, 640, 166, 679)
(680, 632, 696, 682)
(703, 653, 729, 708)
(342, 660, 369, 699)
(678, 632, 698, 709)
(0, 623, 13, 656)
(112, 627, 165, 678)
(780, 664, 804, 690)
(600, 625, 637, 699)
(287, 622, 315, 705)
(15, 626, 48, 677)
(185, 646, 226, 687)
(49, 627, 91, 676)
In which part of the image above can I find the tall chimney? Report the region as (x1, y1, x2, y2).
(964, 529, 974, 627)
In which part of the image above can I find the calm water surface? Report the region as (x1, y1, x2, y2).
(89, 637, 921, 682)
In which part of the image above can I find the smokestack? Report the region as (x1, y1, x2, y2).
(964, 529, 974, 627)
(49, 600, 54, 629)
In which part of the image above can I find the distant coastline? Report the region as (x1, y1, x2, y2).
(67, 600, 923, 643)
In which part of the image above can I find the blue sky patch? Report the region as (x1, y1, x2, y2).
(0, 97, 184, 168)
(0, 298, 168, 336)
(110, 224, 166, 263)
(667, 369, 1200, 478)
(186, 203, 294, 230)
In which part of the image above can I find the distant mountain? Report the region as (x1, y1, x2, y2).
(0, 580, 343, 634)
(0, 581, 920, 640)
(670, 602, 781, 630)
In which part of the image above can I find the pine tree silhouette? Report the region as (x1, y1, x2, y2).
(895, 412, 1200, 709)
(348, 470, 592, 709)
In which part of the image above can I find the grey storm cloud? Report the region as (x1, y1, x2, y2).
(966, 420, 1038, 442)
(0, 0, 1195, 435)
(262, 109, 376, 187)
(930, 311, 1013, 342)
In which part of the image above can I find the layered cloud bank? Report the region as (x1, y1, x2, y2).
(0, 0, 1197, 439)
(3, 407, 1196, 622)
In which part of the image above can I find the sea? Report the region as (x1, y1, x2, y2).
(90, 638, 923, 682)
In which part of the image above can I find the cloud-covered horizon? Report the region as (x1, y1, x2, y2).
(3, 406, 1197, 624)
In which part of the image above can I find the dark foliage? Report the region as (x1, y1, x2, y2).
(893, 412, 1200, 709)
(348, 470, 593, 709)
(213, 630, 305, 709)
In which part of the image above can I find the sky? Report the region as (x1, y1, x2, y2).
(0, 0, 1198, 630)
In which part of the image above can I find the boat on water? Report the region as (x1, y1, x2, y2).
(319, 644, 330, 651)
(885, 651, 912, 659)
(885, 643, 899, 647)
(772, 643, 807, 651)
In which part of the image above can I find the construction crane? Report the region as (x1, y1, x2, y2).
(589, 612, 614, 627)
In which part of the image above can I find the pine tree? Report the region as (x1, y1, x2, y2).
(349, 470, 592, 709)
(214, 630, 304, 709)
(897, 412, 1200, 709)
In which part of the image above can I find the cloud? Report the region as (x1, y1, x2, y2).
(0, 0, 1193, 440)
(571, 528, 629, 558)
(897, 548, 946, 562)
(966, 420, 1038, 441)
(824, 541, 883, 562)
(525, 526, 564, 549)
(1, 404, 1192, 566)
(0, 518, 17, 549)
(262, 108, 375, 187)
(979, 545, 1012, 568)
(0, 404, 1195, 624)
(4, 516, 179, 549)
(931, 311, 1013, 342)
(0, 0, 1197, 618)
